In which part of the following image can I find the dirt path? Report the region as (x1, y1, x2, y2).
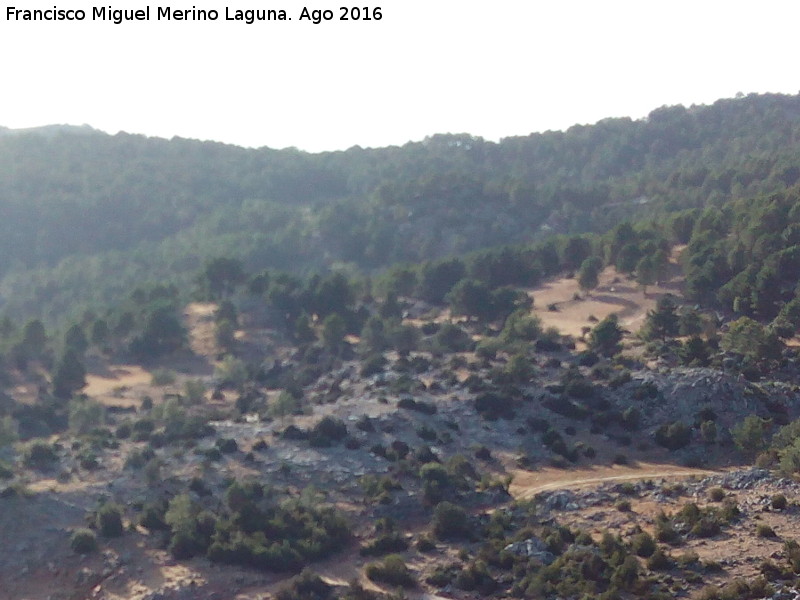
(508, 463, 718, 501)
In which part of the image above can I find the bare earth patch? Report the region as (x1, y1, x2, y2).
(84, 365, 153, 397)
(529, 247, 685, 339)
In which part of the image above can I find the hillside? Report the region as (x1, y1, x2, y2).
(1, 259, 800, 599)
(4, 92, 800, 322)
(5, 91, 800, 600)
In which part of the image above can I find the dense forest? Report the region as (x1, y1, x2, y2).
(3, 92, 800, 322)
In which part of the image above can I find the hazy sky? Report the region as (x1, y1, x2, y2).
(2, 0, 799, 152)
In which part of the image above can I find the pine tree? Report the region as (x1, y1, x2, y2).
(577, 256, 603, 296)
(589, 314, 623, 357)
(643, 294, 680, 341)
(53, 348, 86, 398)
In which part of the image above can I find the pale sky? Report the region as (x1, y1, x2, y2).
(2, 0, 799, 152)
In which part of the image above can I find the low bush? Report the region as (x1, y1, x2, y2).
(654, 515, 680, 544)
(360, 532, 408, 557)
(70, 528, 98, 554)
(396, 397, 437, 415)
(432, 501, 471, 541)
(416, 534, 436, 552)
(139, 502, 168, 530)
(647, 547, 671, 570)
(757, 524, 776, 538)
(654, 421, 692, 450)
(309, 416, 347, 448)
(474, 392, 515, 420)
(23, 441, 58, 470)
(151, 368, 176, 386)
(276, 569, 333, 600)
(0, 460, 14, 480)
(365, 554, 415, 588)
(96, 503, 124, 538)
(360, 354, 387, 377)
(542, 396, 588, 420)
(216, 437, 238, 453)
(474, 445, 492, 460)
(772, 494, 788, 510)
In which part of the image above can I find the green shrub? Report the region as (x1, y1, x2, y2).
(647, 547, 671, 570)
(675, 550, 699, 568)
(731, 415, 771, 458)
(396, 397, 436, 415)
(416, 534, 436, 552)
(757, 524, 776, 538)
(276, 569, 333, 600)
(0, 415, 18, 448)
(216, 437, 238, 453)
(691, 517, 721, 538)
(205, 491, 349, 570)
(432, 501, 471, 540)
(365, 554, 415, 588)
(309, 416, 348, 447)
(654, 421, 691, 450)
(708, 487, 725, 502)
(630, 531, 656, 557)
(116, 422, 132, 439)
(269, 390, 301, 418)
(434, 323, 472, 353)
(151, 368, 176, 386)
(214, 355, 247, 389)
(360, 354, 387, 377)
(771, 494, 787, 510)
(474, 445, 492, 461)
(70, 528, 98, 554)
(474, 392, 515, 420)
(360, 532, 408, 557)
(125, 447, 155, 469)
(139, 502, 168, 531)
(96, 503, 124, 538)
(610, 555, 639, 590)
(0, 460, 14, 480)
(783, 539, 800, 573)
(68, 398, 106, 435)
(654, 516, 680, 544)
(184, 379, 206, 404)
(696, 585, 720, 600)
(426, 565, 454, 587)
(421, 462, 451, 504)
(23, 441, 58, 470)
(454, 560, 496, 593)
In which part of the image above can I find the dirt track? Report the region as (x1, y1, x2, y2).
(508, 463, 719, 500)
